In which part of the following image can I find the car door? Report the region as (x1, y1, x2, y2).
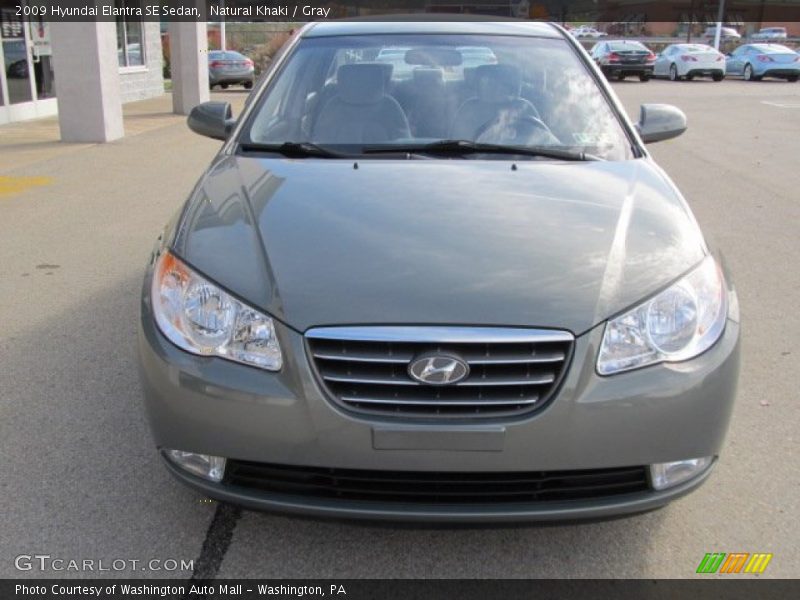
(654, 46, 673, 76)
(595, 43, 609, 65)
(741, 46, 756, 71)
(589, 43, 602, 65)
(740, 46, 759, 74)
(726, 45, 745, 75)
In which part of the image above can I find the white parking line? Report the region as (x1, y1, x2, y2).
(761, 100, 800, 108)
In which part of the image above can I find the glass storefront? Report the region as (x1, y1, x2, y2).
(0, 4, 57, 123)
(3, 38, 33, 104)
(116, 0, 145, 67)
(30, 17, 55, 99)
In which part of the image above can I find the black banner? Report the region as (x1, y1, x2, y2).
(3, 579, 800, 600)
(2, 1, 800, 23)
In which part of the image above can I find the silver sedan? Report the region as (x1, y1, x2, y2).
(208, 50, 255, 89)
(139, 21, 740, 523)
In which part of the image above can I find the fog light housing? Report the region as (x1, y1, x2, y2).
(650, 457, 712, 490)
(165, 450, 226, 482)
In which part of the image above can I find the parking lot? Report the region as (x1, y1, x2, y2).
(0, 79, 798, 579)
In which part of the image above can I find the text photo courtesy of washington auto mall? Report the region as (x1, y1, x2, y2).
(0, 0, 799, 598)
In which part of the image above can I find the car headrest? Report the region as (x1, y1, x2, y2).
(463, 66, 479, 90)
(376, 62, 394, 86)
(476, 64, 522, 104)
(412, 68, 445, 89)
(337, 64, 388, 105)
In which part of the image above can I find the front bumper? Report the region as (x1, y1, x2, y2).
(162, 453, 717, 523)
(138, 273, 740, 522)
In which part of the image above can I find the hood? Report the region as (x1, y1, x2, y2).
(172, 156, 706, 335)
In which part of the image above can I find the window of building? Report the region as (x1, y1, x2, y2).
(116, 0, 145, 68)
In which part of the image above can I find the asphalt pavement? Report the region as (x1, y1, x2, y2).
(0, 80, 797, 579)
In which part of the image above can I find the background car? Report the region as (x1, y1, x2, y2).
(6, 58, 28, 78)
(704, 26, 741, 41)
(572, 26, 607, 39)
(3, 40, 28, 78)
(118, 43, 142, 66)
(590, 40, 656, 81)
(654, 43, 726, 81)
(725, 44, 800, 81)
(208, 50, 255, 90)
(751, 27, 788, 41)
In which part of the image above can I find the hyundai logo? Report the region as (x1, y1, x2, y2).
(408, 354, 470, 385)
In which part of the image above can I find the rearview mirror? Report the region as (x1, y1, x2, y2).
(405, 48, 463, 67)
(636, 103, 687, 144)
(187, 101, 235, 141)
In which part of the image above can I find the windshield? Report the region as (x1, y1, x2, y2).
(242, 33, 634, 160)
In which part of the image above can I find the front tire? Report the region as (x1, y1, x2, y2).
(243, 81, 253, 89)
(788, 75, 799, 83)
(220, 83, 229, 90)
(669, 64, 680, 81)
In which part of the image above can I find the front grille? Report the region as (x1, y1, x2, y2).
(306, 326, 573, 419)
(224, 461, 650, 504)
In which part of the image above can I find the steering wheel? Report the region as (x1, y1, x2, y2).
(475, 113, 558, 146)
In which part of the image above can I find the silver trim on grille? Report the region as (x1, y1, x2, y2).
(306, 326, 574, 419)
(306, 326, 574, 344)
(322, 373, 556, 386)
(311, 350, 567, 365)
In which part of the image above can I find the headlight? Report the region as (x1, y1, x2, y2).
(151, 251, 283, 371)
(597, 256, 727, 375)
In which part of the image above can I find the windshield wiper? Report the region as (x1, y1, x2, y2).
(238, 141, 344, 159)
(362, 139, 600, 161)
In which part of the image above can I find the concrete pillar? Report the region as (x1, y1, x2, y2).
(170, 22, 210, 115)
(49, 22, 123, 142)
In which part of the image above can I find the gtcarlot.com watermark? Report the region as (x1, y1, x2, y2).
(14, 554, 193, 573)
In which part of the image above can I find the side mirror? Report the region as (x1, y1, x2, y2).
(187, 101, 235, 141)
(636, 103, 687, 144)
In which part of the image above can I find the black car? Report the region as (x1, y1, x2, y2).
(7, 59, 28, 79)
(590, 40, 656, 81)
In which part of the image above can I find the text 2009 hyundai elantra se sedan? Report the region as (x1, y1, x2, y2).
(138, 20, 740, 522)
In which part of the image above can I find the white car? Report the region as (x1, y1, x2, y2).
(751, 27, 787, 41)
(703, 26, 741, 41)
(572, 26, 607, 39)
(653, 43, 726, 81)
